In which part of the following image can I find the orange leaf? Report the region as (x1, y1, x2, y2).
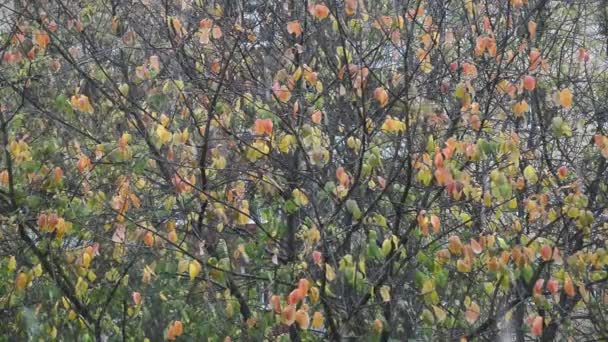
(312, 4, 330, 19)
(254, 118, 273, 135)
(531, 316, 543, 336)
(273, 82, 291, 103)
(522, 75, 536, 91)
(430, 215, 440, 234)
(564, 276, 576, 297)
(167, 321, 183, 340)
(528, 20, 537, 40)
(448, 236, 463, 256)
(374, 87, 389, 107)
(288, 289, 302, 305)
(287, 21, 303, 37)
(311, 110, 322, 124)
(33, 30, 50, 49)
(345, 0, 358, 16)
(470, 239, 482, 254)
(529, 49, 541, 71)
(295, 309, 310, 329)
(270, 294, 282, 313)
(336, 167, 350, 187)
(297, 278, 310, 298)
(533, 279, 544, 297)
(143, 232, 154, 247)
(465, 302, 480, 324)
(540, 244, 552, 261)
(513, 100, 529, 117)
(558, 88, 573, 108)
(547, 279, 559, 294)
(282, 304, 296, 325)
(373, 319, 383, 333)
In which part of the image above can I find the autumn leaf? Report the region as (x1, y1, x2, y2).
(564, 276, 576, 297)
(273, 81, 291, 102)
(433, 305, 447, 323)
(253, 118, 273, 135)
(513, 100, 529, 117)
(558, 88, 573, 108)
(16, 272, 28, 291)
(70, 94, 94, 114)
(292, 188, 309, 206)
(374, 87, 389, 107)
(311, 4, 330, 19)
(448, 236, 463, 255)
(547, 279, 559, 294)
(312, 311, 324, 329)
(528, 20, 537, 40)
(311, 110, 322, 124)
(132, 291, 142, 305)
(345, 0, 358, 16)
(33, 30, 50, 49)
(167, 321, 183, 340)
(282, 305, 296, 325)
(188, 260, 202, 280)
(531, 316, 543, 336)
(373, 319, 383, 333)
(295, 309, 310, 329)
(465, 301, 480, 324)
(381, 116, 406, 133)
(287, 21, 303, 37)
(143, 232, 154, 247)
(270, 295, 282, 313)
(379, 285, 391, 302)
(522, 75, 536, 91)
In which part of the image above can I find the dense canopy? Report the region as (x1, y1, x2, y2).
(1, 0, 608, 341)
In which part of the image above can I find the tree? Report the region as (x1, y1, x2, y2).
(1, 0, 607, 340)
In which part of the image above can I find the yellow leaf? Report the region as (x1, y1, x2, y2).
(325, 264, 336, 281)
(189, 260, 202, 280)
(310, 287, 320, 304)
(279, 134, 295, 153)
(70, 94, 94, 114)
(82, 252, 92, 268)
(293, 67, 302, 81)
(311, 311, 324, 329)
(177, 259, 189, 273)
(381, 116, 406, 133)
(292, 188, 309, 206)
(7, 256, 16, 272)
(33, 264, 42, 277)
(457, 258, 472, 273)
(236, 200, 250, 225)
(421, 279, 434, 295)
(156, 124, 172, 145)
(432, 305, 447, 322)
(16, 272, 28, 291)
(379, 285, 391, 302)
